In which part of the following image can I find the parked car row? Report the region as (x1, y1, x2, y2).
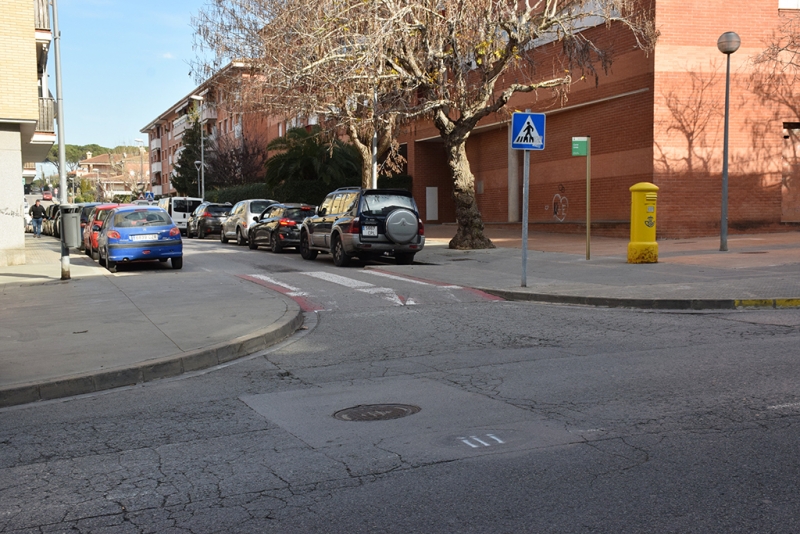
(199, 187, 426, 266)
(80, 204, 184, 273)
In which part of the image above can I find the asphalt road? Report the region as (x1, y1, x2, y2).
(2, 238, 800, 533)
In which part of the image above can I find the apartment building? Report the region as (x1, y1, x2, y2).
(78, 150, 151, 200)
(0, 0, 56, 265)
(399, 0, 800, 238)
(140, 63, 280, 198)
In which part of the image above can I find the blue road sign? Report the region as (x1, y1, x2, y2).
(144, 192, 154, 201)
(511, 112, 546, 150)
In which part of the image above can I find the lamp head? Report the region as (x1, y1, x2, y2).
(717, 32, 741, 55)
(194, 161, 202, 171)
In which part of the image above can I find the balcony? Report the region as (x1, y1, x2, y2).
(34, 0, 50, 30)
(151, 161, 162, 174)
(172, 115, 189, 138)
(38, 97, 55, 133)
(150, 138, 161, 151)
(199, 105, 217, 123)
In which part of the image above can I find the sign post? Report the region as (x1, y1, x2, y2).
(572, 136, 591, 260)
(511, 112, 546, 287)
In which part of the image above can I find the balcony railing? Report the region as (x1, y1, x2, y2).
(34, 0, 50, 30)
(151, 161, 162, 174)
(38, 97, 55, 133)
(150, 138, 161, 151)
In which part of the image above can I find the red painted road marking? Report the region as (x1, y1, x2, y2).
(239, 274, 324, 312)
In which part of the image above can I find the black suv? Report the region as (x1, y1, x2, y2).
(299, 187, 425, 266)
(186, 202, 231, 239)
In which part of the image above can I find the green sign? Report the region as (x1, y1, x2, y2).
(572, 137, 588, 156)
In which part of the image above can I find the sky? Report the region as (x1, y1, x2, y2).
(48, 0, 207, 150)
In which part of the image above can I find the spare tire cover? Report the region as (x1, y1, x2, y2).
(384, 209, 419, 244)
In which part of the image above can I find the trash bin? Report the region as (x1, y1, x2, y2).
(60, 204, 82, 248)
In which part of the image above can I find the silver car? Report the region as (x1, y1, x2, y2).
(220, 199, 279, 245)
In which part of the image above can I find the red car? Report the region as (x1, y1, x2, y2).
(83, 204, 130, 260)
(41, 189, 53, 201)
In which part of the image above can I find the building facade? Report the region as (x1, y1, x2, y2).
(0, 0, 56, 265)
(399, 0, 800, 238)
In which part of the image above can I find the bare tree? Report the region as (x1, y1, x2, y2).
(194, 0, 656, 249)
(206, 133, 268, 188)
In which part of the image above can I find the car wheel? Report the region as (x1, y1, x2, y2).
(196, 223, 204, 240)
(236, 228, 246, 246)
(91, 247, 99, 261)
(332, 235, 351, 267)
(300, 231, 317, 260)
(105, 248, 117, 273)
(98, 247, 106, 266)
(84, 245, 91, 257)
(220, 228, 229, 243)
(248, 231, 258, 250)
(171, 257, 183, 270)
(186, 225, 193, 239)
(395, 252, 415, 265)
(270, 231, 283, 253)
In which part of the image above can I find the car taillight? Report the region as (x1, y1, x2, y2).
(418, 219, 424, 236)
(278, 218, 297, 227)
(169, 227, 180, 236)
(203, 213, 213, 218)
(108, 231, 121, 239)
(345, 217, 361, 234)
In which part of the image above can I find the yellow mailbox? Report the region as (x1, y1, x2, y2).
(628, 182, 659, 263)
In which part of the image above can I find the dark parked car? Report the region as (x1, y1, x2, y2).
(300, 187, 425, 266)
(43, 204, 60, 236)
(248, 203, 316, 252)
(186, 202, 231, 239)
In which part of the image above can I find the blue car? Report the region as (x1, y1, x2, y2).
(97, 206, 183, 273)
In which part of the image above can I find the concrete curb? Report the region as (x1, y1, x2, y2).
(0, 300, 304, 408)
(481, 289, 800, 310)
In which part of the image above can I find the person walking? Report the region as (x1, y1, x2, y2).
(29, 199, 46, 238)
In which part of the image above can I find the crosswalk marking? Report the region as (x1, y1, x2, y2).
(365, 270, 461, 289)
(248, 274, 308, 296)
(302, 271, 374, 288)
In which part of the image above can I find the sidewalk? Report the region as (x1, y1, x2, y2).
(1, 226, 798, 408)
(0, 235, 302, 407)
(414, 224, 800, 309)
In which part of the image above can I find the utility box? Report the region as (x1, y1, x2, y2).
(60, 204, 82, 249)
(628, 182, 658, 263)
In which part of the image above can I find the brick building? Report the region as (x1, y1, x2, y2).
(0, 0, 56, 265)
(399, 0, 800, 238)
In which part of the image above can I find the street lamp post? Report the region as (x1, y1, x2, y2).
(194, 161, 202, 198)
(717, 31, 740, 252)
(189, 95, 205, 200)
(135, 138, 144, 196)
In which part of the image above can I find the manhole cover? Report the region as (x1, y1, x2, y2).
(333, 404, 421, 422)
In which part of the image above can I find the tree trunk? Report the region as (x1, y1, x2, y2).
(444, 139, 494, 250)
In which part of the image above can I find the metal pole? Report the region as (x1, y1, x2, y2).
(51, 0, 70, 280)
(521, 148, 530, 287)
(720, 52, 731, 252)
(200, 123, 205, 200)
(586, 136, 591, 261)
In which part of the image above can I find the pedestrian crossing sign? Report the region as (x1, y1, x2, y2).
(511, 112, 546, 150)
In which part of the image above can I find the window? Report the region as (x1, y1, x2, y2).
(780, 0, 800, 7)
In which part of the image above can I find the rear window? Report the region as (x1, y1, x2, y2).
(97, 210, 112, 222)
(284, 207, 314, 222)
(206, 205, 230, 215)
(360, 193, 415, 216)
(174, 200, 203, 213)
(114, 210, 172, 228)
(250, 201, 274, 214)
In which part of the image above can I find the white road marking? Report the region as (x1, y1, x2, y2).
(486, 434, 504, 444)
(249, 274, 307, 295)
(458, 437, 479, 448)
(302, 271, 374, 288)
(365, 270, 462, 289)
(470, 436, 491, 447)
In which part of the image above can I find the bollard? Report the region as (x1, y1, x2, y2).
(628, 182, 659, 263)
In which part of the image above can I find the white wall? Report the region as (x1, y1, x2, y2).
(0, 125, 26, 266)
